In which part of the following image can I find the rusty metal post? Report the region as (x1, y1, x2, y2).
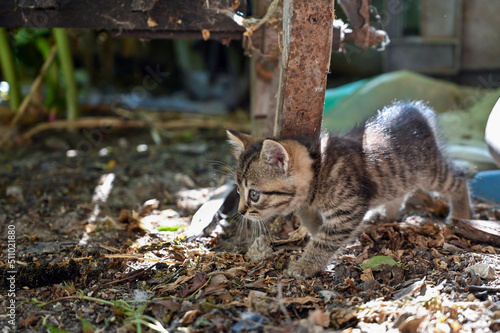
(274, 0, 335, 138)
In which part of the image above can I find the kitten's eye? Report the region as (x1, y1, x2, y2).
(249, 190, 260, 202)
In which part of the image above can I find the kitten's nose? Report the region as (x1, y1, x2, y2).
(238, 208, 247, 215)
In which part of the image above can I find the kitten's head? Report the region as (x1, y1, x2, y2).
(226, 130, 313, 222)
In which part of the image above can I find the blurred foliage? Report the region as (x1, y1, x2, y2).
(13, 28, 64, 112)
(0, 28, 22, 111)
(0, 28, 249, 119)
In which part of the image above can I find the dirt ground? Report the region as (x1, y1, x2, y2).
(1, 128, 500, 333)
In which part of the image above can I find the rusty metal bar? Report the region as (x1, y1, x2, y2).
(274, 0, 334, 138)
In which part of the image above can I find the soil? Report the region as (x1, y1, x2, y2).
(1, 128, 500, 333)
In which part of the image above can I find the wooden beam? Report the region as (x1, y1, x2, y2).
(0, 0, 245, 40)
(249, 0, 281, 136)
(274, 0, 334, 138)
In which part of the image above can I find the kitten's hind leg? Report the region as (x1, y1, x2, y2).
(364, 197, 405, 222)
(429, 162, 472, 220)
(297, 206, 324, 236)
(383, 197, 405, 221)
(448, 175, 472, 220)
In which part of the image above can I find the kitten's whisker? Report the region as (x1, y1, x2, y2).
(261, 218, 274, 245)
(259, 220, 265, 239)
(238, 217, 248, 244)
(251, 220, 257, 240)
(228, 213, 248, 245)
(228, 211, 240, 221)
(236, 215, 247, 244)
(205, 160, 237, 178)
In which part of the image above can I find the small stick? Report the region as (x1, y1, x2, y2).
(102, 263, 157, 286)
(466, 285, 500, 293)
(277, 283, 292, 323)
(23, 116, 250, 139)
(10, 45, 58, 128)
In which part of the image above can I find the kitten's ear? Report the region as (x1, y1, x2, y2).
(261, 140, 289, 172)
(226, 130, 254, 159)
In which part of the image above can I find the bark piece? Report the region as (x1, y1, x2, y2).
(450, 218, 500, 247)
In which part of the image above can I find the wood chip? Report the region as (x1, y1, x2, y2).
(450, 218, 500, 247)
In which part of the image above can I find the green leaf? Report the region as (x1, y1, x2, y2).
(359, 255, 401, 271)
(158, 225, 181, 232)
(80, 317, 95, 333)
(43, 323, 72, 333)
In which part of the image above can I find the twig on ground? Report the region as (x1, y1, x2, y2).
(23, 116, 250, 139)
(466, 285, 500, 293)
(102, 263, 158, 286)
(277, 283, 292, 323)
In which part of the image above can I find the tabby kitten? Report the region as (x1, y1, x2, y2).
(227, 101, 471, 277)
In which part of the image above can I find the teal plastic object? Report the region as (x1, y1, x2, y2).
(323, 79, 368, 115)
(470, 170, 500, 203)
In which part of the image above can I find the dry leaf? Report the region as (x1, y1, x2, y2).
(139, 198, 160, 216)
(392, 278, 427, 299)
(181, 272, 208, 298)
(158, 274, 192, 293)
(200, 274, 229, 297)
(179, 310, 201, 325)
(418, 222, 440, 236)
(281, 296, 322, 305)
(464, 263, 496, 280)
(246, 235, 274, 261)
(147, 17, 158, 27)
(331, 307, 358, 326)
(398, 315, 427, 333)
(245, 278, 267, 289)
(307, 309, 330, 328)
(360, 268, 374, 282)
(201, 29, 210, 41)
(274, 226, 309, 245)
(449, 320, 462, 332)
(225, 267, 248, 277)
(148, 299, 181, 312)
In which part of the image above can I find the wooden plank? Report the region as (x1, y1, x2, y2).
(0, 0, 245, 39)
(249, 0, 281, 136)
(274, 0, 334, 138)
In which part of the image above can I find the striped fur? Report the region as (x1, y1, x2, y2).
(227, 101, 471, 277)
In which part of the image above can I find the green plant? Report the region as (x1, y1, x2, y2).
(0, 28, 22, 112)
(31, 292, 168, 333)
(53, 28, 79, 120)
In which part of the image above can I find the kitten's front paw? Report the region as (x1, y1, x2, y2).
(287, 261, 317, 278)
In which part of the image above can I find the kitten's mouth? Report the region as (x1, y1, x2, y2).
(241, 212, 277, 223)
(241, 214, 260, 221)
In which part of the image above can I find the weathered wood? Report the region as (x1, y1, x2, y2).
(0, 0, 245, 39)
(250, 0, 281, 136)
(274, 0, 334, 138)
(450, 218, 500, 247)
